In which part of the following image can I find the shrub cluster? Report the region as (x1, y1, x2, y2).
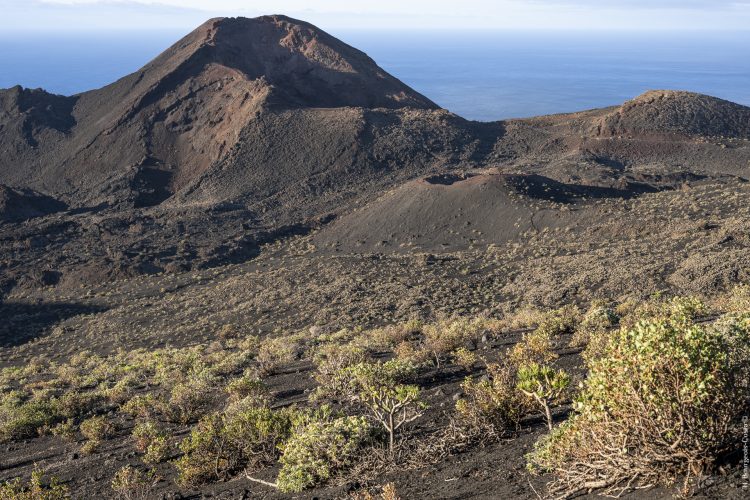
(528, 312, 750, 496)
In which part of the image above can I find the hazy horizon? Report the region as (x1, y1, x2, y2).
(1, 28, 749, 121)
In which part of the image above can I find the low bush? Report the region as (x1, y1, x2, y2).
(277, 416, 373, 493)
(80, 415, 116, 454)
(528, 311, 750, 497)
(569, 300, 619, 349)
(421, 316, 485, 368)
(225, 372, 269, 406)
(0, 468, 69, 500)
(535, 304, 581, 337)
(507, 327, 557, 367)
(256, 336, 298, 375)
(110, 466, 158, 500)
(0, 400, 58, 442)
(455, 362, 528, 437)
(166, 372, 221, 424)
(174, 403, 298, 486)
(131, 421, 169, 463)
(50, 419, 77, 442)
(121, 394, 160, 420)
(312, 343, 367, 388)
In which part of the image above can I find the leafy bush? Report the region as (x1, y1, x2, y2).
(174, 404, 298, 486)
(366, 320, 422, 350)
(166, 371, 221, 424)
(50, 419, 76, 442)
(80, 415, 116, 454)
(455, 362, 528, 437)
(225, 372, 269, 406)
(143, 435, 170, 464)
(277, 416, 373, 493)
(507, 327, 557, 367)
(131, 421, 162, 453)
(421, 316, 485, 368)
(453, 347, 477, 372)
(312, 343, 367, 388)
(313, 360, 423, 452)
(535, 304, 581, 337)
(618, 294, 709, 329)
(80, 415, 116, 441)
(714, 284, 750, 313)
(314, 359, 417, 403)
(256, 336, 298, 375)
(131, 421, 169, 463)
(0, 400, 58, 442)
(0, 468, 69, 500)
(528, 312, 750, 497)
(569, 301, 619, 349)
(110, 466, 158, 500)
(121, 394, 160, 420)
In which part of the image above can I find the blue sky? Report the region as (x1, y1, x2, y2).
(2, 0, 750, 32)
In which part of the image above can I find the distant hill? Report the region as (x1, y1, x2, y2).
(597, 90, 750, 138)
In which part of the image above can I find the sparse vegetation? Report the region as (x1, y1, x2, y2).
(0, 468, 69, 500)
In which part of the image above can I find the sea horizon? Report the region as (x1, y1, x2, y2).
(1, 29, 749, 121)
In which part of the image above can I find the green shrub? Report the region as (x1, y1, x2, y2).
(455, 362, 528, 437)
(50, 419, 77, 442)
(312, 343, 367, 388)
(174, 404, 297, 486)
(569, 301, 619, 349)
(131, 421, 162, 453)
(0, 468, 69, 500)
(535, 304, 581, 337)
(80, 415, 116, 441)
(0, 400, 59, 442)
(55, 391, 106, 420)
(143, 435, 170, 464)
(314, 359, 417, 403)
(507, 327, 557, 367)
(110, 465, 158, 500)
(131, 421, 169, 462)
(277, 416, 373, 493)
(453, 347, 477, 372)
(166, 372, 221, 424)
(715, 284, 750, 313)
(619, 294, 709, 329)
(225, 373, 269, 406)
(80, 415, 116, 454)
(528, 312, 750, 497)
(256, 336, 298, 375)
(422, 316, 485, 368)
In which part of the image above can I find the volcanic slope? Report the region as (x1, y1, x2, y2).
(0, 15, 474, 210)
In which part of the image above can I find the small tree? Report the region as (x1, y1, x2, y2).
(516, 363, 570, 430)
(360, 383, 425, 453)
(318, 360, 425, 453)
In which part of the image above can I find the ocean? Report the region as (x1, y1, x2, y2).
(1, 30, 748, 121)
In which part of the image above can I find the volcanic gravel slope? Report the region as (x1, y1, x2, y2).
(0, 15, 749, 500)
